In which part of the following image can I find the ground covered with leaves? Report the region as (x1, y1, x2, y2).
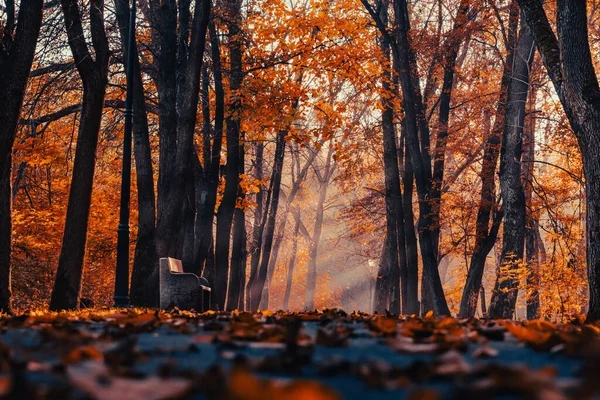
(0, 309, 599, 399)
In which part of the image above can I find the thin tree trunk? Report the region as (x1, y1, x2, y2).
(524, 79, 540, 320)
(194, 22, 224, 275)
(50, 0, 110, 310)
(403, 139, 419, 315)
(457, 1, 519, 318)
(394, 0, 450, 315)
(227, 140, 246, 310)
(115, 0, 158, 307)
(214, 0, 242, 309)
(374, 0, 402, 315)
(282, 208, 301, 310)
(249, 130, 285, 311)
(0, 156, 12, 312)
(247, 143, 265, 308)
(255, 152, 313, 308)
(488, 15, 536, 319)
(304, 148, 335, 311)
(0, 0, 44, 313)
(429, 0, 471, 254)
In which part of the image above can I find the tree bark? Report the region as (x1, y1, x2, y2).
(214, 0, 242, 310)
(457, 1, 519, 318)
(194, 22, 224, 275)
(154, 0, 210, 261)
(393, 0, 450, 316)
(227, 141, 246, 310)
(50, 0, 110, 310)
(114, 0, 158, 307)
(247, 143, 265, 308)
(523, 79, 540, 319)
(0, 0, 44, 313)
(374, 0, 402, 315)
(402, 138, 419, 315)
(488, 14, 536, 319)
(516, 0, 600, 322)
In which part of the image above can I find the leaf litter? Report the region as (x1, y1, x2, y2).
(0, 308, 598, 399)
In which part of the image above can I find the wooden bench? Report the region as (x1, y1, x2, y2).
(159, 257, 211, 311)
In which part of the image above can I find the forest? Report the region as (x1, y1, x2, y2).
(1, 0, 600, 323)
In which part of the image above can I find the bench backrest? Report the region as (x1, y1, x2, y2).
(168, 257, 184, 273)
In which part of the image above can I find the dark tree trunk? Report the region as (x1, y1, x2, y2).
(181, 158, 197, 267)
(249, 130, 285, 311)
(260, 219, 281, 309)
(0, 156, 12, 313)
(480, 286, 487, 316)
(282, 208, 301, 310)
(214, 0, 242, 310)
(517, 0, 600, 322)
(0, 0, 44, 313)
(154, 0, 210, 261)
(115, 0, 158, 307)
(50, 0, 110, 310)
(194, 22, 224, 274)
(403, 140, 419, 315)
(247, 143, 265, 309)
(227, 141, 246, 310)
(488, 15, 535, 319)
(457, 1, 519, 318)
(393, 0, 450, 316)
(374, 0, 402, 315)
(523, 80, 540, 320)
(153, 0, 178, 259)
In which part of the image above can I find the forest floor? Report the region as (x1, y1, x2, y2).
(0, 309, 598, 399)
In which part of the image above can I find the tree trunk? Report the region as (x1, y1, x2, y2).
(403, 140, 419, 315)
(374, 0, 402, 315)
(0, 0, 44, 313)
(153, 0, 178, 260)
(247, 143, 265, 309)
(488, 15, 535, 319)
(249, 130, 285, 311)
(304, 148, 335, 310)
(457, 1, 519, 318)
(429, 0, 471, 254)
(115, 0, 158, 307)
(214, 0, 242, 309)
(516, 0, 600, 322)
(194, 22, 224, 275)
(393, 0, 450, 316)
(0, 156, 12, 313)
(227, 141, 246, 310)
(154, 0, 210, 261)
(50, 0, 110, 310)
(282, 209, 301, 310)
(523, 79, 540, 320)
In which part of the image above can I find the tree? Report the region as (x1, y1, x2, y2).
(516, 0, 600, 322)
(114, 0, 157, 307)
(0, 0, 44, 313)
(488, 13, 536, 319)
(214, 0, 243, 310)
(49, 0, 110, 310)
(458, 1, 519, 318)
